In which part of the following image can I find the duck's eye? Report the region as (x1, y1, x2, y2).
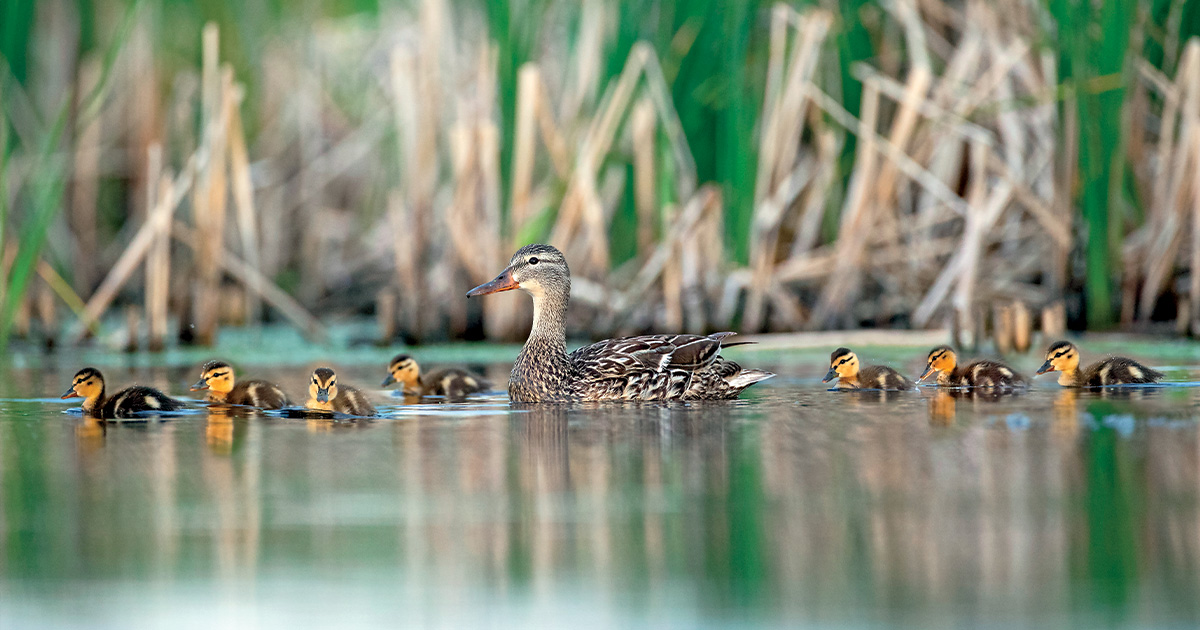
(528, 257, 539, 265)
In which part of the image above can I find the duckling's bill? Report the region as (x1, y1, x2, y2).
(1036, 360, 1054, 375)
(822, 368, 838, 383)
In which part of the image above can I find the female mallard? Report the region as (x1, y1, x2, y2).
(191, 360, 289, 409)
(919, 346, 1025, 389)
(61, 367, 184, 419)
(823, 347, 914, 390)
(306, 367, 377, 416)
(381, 354, 490, 399)
(466, 244, 773, 402)
(1036, 341, 1162, 387)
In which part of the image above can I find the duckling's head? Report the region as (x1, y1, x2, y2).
(1038, 341, 1079, 375)
(467, 243, 570, 301)
(382, 354, 420, 389)
(824, 347, 859, 382)
(62, 367, 105, 405)
(192, 360, 235, 394)
(920, 346, 957, 381)
(309, 367, 338, 405)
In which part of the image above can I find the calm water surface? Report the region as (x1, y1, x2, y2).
(1, 348, 1199, 628)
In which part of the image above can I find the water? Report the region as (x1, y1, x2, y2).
(2, 343, 1199, 628)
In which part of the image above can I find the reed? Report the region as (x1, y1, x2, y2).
(1, 0, 1199, 351)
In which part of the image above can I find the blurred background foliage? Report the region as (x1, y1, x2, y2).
(1, 0, 1199, 349)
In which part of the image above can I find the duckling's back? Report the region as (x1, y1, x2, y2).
(227, 379, 290, 409)
(858, 365, 914, 391)
(103, 386, 185, 418)
(333, 385, 377, 416)
(955, 360, 1025, 389)
(424, 368, 490, 398)
(1081, 357, 1163, 386)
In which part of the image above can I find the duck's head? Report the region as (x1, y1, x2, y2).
(466, 243, 570, 300)
(824, 347, 859, 382)
(192, 360, 235, 394)
(309, 367, 338, 404)
(919, 346, 957, 381)
(1038, 341, 1079, 375)
(382, 354, 420, 388)
(63, 367, 104, 402)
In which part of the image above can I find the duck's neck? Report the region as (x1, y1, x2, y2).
(82, 387, 106, 415)
(1058, 369, 1080, 387)
(513, 286, 573, 397)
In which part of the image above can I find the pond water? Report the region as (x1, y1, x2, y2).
(1, 337, 1199, 628)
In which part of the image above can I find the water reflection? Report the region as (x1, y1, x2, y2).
(1, 374, 1199, 627)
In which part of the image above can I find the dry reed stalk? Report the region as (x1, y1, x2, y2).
(1042, 301, 1066, 339)
(1012, 301, 1032, 352)
(1139, 43, 1199, 321)
(70, 56, 102, 294)
(172, 221, 328, 342)
(190, 26, 230, 346)
(808, 79, 881, 328)
(124, 305, 140, 352)
(387, 190, 419, 335)
(376, 289, 396, 343)
(993, 303, 1014, 354)
(226, 81, 262, 325)
(510, 64, 541, 234)
(145, 159, 172, 352)
(34, 282, 56, 347)
(631, 98, 657, 254)
(68, 155, 196, 343)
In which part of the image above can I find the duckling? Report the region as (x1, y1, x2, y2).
(306, 367, 376, 416)
(919, 346, 1025, 389)
(822, 347, 914, 390)
(61, 367, 184, 419)
(1036, 340, 1162, 387)
(381, 354, 490, 399)
(190, 360, 289, 409)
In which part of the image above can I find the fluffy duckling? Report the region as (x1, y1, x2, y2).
(1036, 341, 1162, 387)
(823, 347, 914, 391)
(919, 346, 1025, 389)
(381, 354, 490, 399)
(306, 367, 376, 416)
(61, 367, 184, 419)
(191, 360, 289, 409)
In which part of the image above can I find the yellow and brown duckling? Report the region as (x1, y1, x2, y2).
(382, 354, 490, 399)
(190, 360, 289, 409)
(61, 367, 184, 419)
(1036, 341, 1162, 387)
(823, 347, 914, 390)
(306, 367, 376, 416)
(919, 346, 1025, 389)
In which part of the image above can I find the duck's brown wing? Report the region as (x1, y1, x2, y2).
(569, 332, 772, 401)
(1082, 357, 1163, 386)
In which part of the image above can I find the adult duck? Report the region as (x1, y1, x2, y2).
(466, 244, 773, 402)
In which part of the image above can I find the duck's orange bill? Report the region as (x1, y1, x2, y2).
(918, 365, 936, 382)
(1036, 361, 1054, 375)
(61, 386, 79, 399)
(467, 268, 519, 297)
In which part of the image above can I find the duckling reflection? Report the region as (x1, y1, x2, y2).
(75, 417, 106, 454)
(206, 406, 235, 455)
(1051, 388, 1080, 440)
(928, 390, 957, 426)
